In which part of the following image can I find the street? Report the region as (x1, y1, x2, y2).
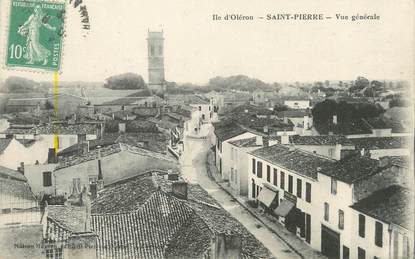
(180, 132, 301, 259)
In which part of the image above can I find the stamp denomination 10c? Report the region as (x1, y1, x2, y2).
(6, 0, 66, 72)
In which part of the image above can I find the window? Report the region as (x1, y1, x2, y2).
(375, 221, 383, 247)
(359, 214, 365, 238)
(339, 209, 344, 229)
(324, 202, 329, 221)
(72, 178, 81, 194)
(273, 169, 278, 186)
(209, 106, 211, 111)
(331, 178, 337, 195)
(266, 165, 271, 182)
(305, 182, 311, 202)
(252, 159, 256, 174)
(43, 171, 52, 187)
(251, 180, 256, 198)
(280, 171, 285, 190)
(198, 106, 202, 111)
(257, 161, 263, 178)
(343, 246, 349, 259)
(288, 175, 293, 194)
(358, 247, 365, 259)
(296, 179, 302, 198)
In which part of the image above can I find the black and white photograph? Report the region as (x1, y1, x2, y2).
(0, 0, 413, 258)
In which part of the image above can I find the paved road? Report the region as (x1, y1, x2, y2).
(181, 135, 301, 259)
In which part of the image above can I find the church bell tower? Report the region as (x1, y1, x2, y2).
(147, 30, 165, 96)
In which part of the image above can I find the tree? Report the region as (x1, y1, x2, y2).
(273, 103, 289, 111)
(349, 76, 370, 93)
(312, 99, 338, 124)
(2, 76, 38, 93)
(103, 73, 147, 90)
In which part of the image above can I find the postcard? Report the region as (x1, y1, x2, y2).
(0, 0, 413, 258)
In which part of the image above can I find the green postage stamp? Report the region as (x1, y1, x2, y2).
(6, 0, 66, 71)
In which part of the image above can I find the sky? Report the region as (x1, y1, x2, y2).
(0, 0, 414, 84)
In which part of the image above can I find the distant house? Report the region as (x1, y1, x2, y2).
(227, 136, 264, 196)
(271, 134, 356, 160)
(350, 136, 410, 159)
(248, 144, 413, 259)
(0, 167, 43, 258)
(25, 143, 178, 196)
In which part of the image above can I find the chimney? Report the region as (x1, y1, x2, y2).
(172, 181, 188, 199)
(288, 143, 296, 152)
(263, 125, 268, 133)
(281, 132, 289, 145)
(333, 115, 338, 125)
(47, 148, 57, 164)
(100, 123, 104, 140)
(83, 141, 90, 154)
(283, 117, 288, 124)
(334, 144, 342, 160)
(212, 233, 242, 259)
(255, 135, 263, 146)
(118, 122, 126, 133)
(17, 162, 25, 175)
(97, 147, 103, 181)
(80, 186, 91, 232)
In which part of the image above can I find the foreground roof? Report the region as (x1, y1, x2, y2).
(350, 137, 409, 150)
(249, 144, 334, 180)
(213, 121, 247, 142)
(351, 185, 414, 230)
(229, 137, 262, 148)
(0, 165, 27, 182)
(90, 173, 273, 258)
(271, 135, 354, 146)
(250, 144, 381, 184)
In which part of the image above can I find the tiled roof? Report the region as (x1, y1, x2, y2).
(187, 95, 210, 105)
(275, 109, 310, 118)
(0, 165, 27, 182)
(229, 104, 275, 116)
(125, 120, 159, 133)
(92, 191, 195, 259)
(48, 205, 87, 233)
(350, 137, 409, 150)
(92, 173, 158, 214)
(55, 143, 122, 170)
(351, 185, 414, 230)
(213, 121, 247, 142)
(57, 137, 118, 157)
(324, 155, 380, 184)
(133, 107, 159, 117)
(0, 177, 35, 201)
(56, 143, 176, 171)
(229, 137, 262, 148)
(27, 123, 98, 135)
(115, 132, 168, 154)
(249, 144, 334, 180)
(271, 135, 354, 146)
(147, 118, 179, 130)
(0, 138, 12, 153)
(92, 173, 273, 258)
